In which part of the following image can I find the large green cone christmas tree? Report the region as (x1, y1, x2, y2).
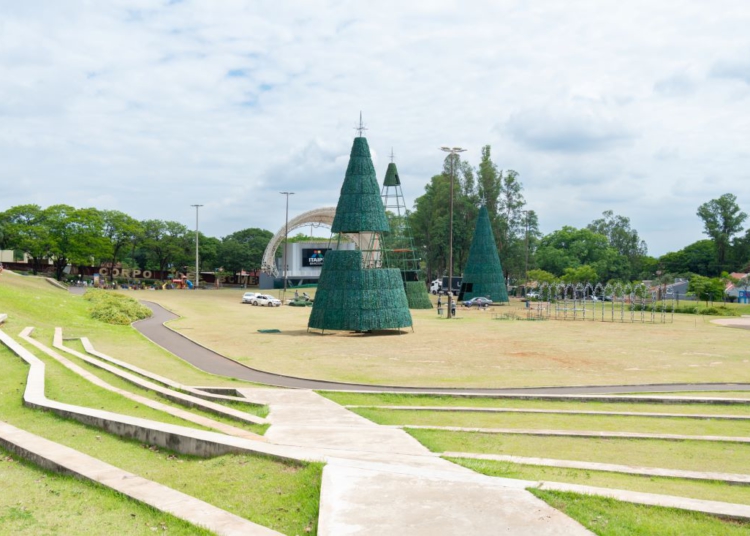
(381, 161, 432, 309)
(458, 205, 509, 303)
(308, 136, 413, 332)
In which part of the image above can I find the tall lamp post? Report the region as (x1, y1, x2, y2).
(280, 192, 294, 299)
(522, 209, 530, 293)
(190, 204, 203, 290)
(440, 146, 466, 319)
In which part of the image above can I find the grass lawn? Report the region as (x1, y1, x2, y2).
(408, 429, 750, 474)
(0, 272, 261, 387)
(0, 447, 214, 536)
(320, 391, 750, 415)
(617, 391, 750, 399)
(348, 407, 750, 437)
(141, 287, 750, 388)
(53, 337, 269, 435)
(1, 274, 322, 534)
(448, 457, 750, 505)
(530, 490, 750, 536)
(3, 273, 750, 533)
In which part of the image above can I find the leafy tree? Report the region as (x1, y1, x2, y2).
(587, 210, 648, 279)
(45, 205, 106, 280)
(496, 169, 530, 281)
(410, 166, 476, 282)
(697, 194, 747, 271)
(477, 146, 501, 219)
(535, 226, 621, 281)
(409, 146, 532, 285)
(730, 228, 750, 272)
(659, 240, 717, 276)
(141, 220, 192, 273)
(217, 227, 273, 273)
(0, 204, 50, 274)
(561, 265, 599, 283)
(100, 210, 143, 281)
(198, 235, 221, 274)
(526, 269, 557, 285)
(688, 275, 726, 305)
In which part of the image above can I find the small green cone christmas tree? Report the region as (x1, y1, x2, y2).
(459, 205, 509, 303)
(308, 130, 413, 333)
(381, 159, 432, 309)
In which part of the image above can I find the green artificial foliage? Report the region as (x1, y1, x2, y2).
(404, 280, 433, 309)
(459, 205, 510, 302)
(383, 162, 400, 186)
(308, 250, 413, 332)
(331, 137, 390, 234)
(380, 161, 432, 310)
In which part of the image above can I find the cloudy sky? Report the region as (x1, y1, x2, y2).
(2, 1, 750, 256)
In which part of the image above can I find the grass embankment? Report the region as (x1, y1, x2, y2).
(1, 274, 322, 534)
(0, 447, 213, 536)
(530, 490, 750, 536)
(448, 457, 750, 505)
(320, 390, 750, 530)
(0, 272, 258, 387)
(617, 391, 750, 399)
(322, 391, 750, 415)
(57, 338, 268, 435)
(142, 288, 750, 388)
(348, 407, 750, 437)
(411, 429, 750, 474)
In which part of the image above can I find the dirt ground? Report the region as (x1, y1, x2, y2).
(140, 288, 750, 388)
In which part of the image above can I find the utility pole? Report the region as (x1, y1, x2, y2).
(280, 192, 295, 300)
(439, 146, 467, 319)
(523, 210, 530, 293)
(190, 204, 203, 290)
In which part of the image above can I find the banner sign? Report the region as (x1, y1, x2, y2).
(302, 248, 329, 267)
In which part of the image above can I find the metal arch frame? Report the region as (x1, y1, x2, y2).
(260, 207, 363, 277)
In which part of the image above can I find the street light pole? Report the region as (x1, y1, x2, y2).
(440, 146, 467, 319)
(280, 192, 295, 299)
(190, 204, 203, 290)
(523, 210, 530, 291)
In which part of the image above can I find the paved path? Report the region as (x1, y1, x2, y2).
(712, 317, 750, 330)
(236, 388, 593, 535)
(135, 300, 750, 395)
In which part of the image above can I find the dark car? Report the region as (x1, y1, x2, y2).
(463, 297, 493, 307)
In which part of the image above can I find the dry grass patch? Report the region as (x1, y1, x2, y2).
(143, 288, 750, 388)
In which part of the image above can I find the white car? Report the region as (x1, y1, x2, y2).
(253, 294, 282, 307)
(241, 292, 258, 304)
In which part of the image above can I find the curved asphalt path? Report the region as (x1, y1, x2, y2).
(131, 300, 750, 395)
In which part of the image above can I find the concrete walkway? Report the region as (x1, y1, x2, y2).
(236, 388, 593, 535)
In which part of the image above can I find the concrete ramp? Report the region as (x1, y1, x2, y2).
(238, 388, 591, 535)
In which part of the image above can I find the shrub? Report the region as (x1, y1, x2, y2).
(629, 302, 738, 316)
(83, 289, 152, 325)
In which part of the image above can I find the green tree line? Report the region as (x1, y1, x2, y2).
(2, 184, 747, 288)
(0, 204, 272, 281)
(407, 147, 749, 286)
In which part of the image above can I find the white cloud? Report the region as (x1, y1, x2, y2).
(1, 1, 750, 256)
